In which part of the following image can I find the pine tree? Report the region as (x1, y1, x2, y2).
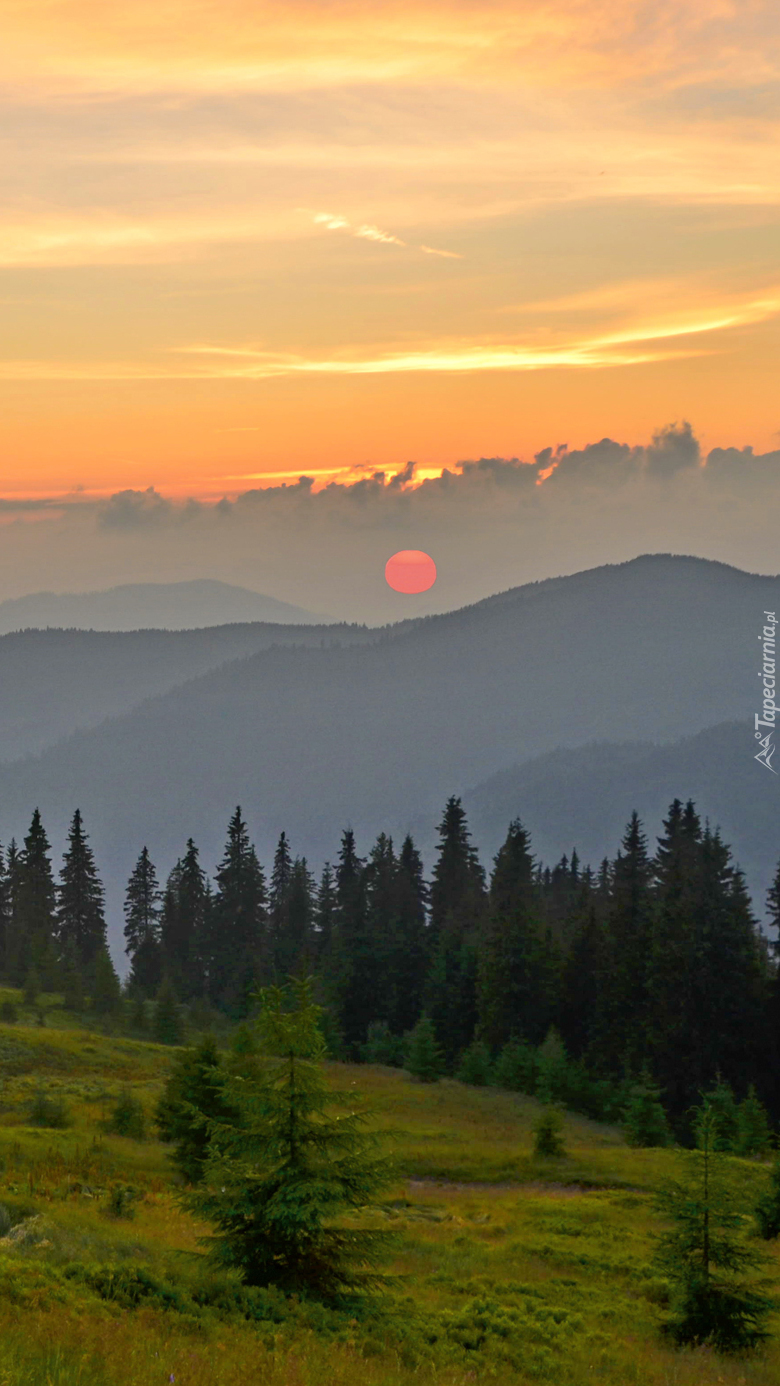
(208, 808, 268, 1019)
(154, 1032, 242, 1184)
(699, 1075, 740, 1152)
(492, 1035, 538, 1094)
(173, 977, 398, 1301)
(123, 847, 163, 996)
(535, 1027, 570, 1104)
(326, 829, 372, 1052)
(533, 1106, 566, 1158)
(477, 819, 556, 1051)
(424, 798, 486, 1068)
(622, 1070, 671, 1147)
(653, 1102, 773, 1351)
(60, 937, 85, 1011)
(404, 1014, 445, 1082)
(153, 974, 185, 1046)
(559, 887, 603, 1061)
(1, 841, 22, 984)
(56, 809, 107, 978)
(314, 862, 337, 963)
(390, 835, 430, 1035)
(91, 944, 122, 1017)
(16, 810, 58, 987)
(0, 844, 7, 981)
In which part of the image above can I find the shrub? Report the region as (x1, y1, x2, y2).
(103, 1183, 140, 1220)
(754, 1159, 780, 1239)
(492, 1035, 537, 1094)
(28, 1086, 71, 1129)
(105, 1086, 147, 1140)
(456, 1040, 493, 1087)
(360, 1021, 405, 1067)
(533, 1106, 566, 1158)
(404, 1015, 445, 1083)
(0, 1001, 18, 1024)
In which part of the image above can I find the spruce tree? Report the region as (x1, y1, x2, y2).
(592, 813, 653, 1074)
(160, 840, 207, 1000)
(699, 1075, 740, 1152)
(1, 840, 22, 984)
(653, 1102, 773, 1351)
(153, 973, 185, 1045)
(535, 1027, 570, 1104)
(123, 846, 163, 995)
(173, 977, 398, 1301)
(559, 888, 603, 1061)
(492, 1035, 538, 1094)
(533, 1106, 566, 1157)
(16, 810, 58, 987)
(0, 844, 6, 981)
(326, 828, 372, 1052)
(390, 835, 430, 1035)
(424, 798, 486, 1068)
(60, 937, 85, 1012)
(268, 831, 293, 980)
(208, 808, 268, 1019)
(622, 1070, 671, 1147)
(754, 1159, 780, 1239)
(91, 944, 122, 1017)
(56, 809, 107, 979)
(477, 819, 556, 1051)
(154, 1032, 242, 1184)
(404, 1014, 445, 1082)
(456, 1039, 493, 1086)
(736, 1086, 772, 1158)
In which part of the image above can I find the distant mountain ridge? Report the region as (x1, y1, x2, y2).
(0, 551, 776, 973)
(0, 579, 328, 633)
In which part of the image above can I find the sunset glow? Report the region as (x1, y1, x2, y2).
(2, 1, 779, 501)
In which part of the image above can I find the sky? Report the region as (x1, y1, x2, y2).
(1, 2, 778, 498)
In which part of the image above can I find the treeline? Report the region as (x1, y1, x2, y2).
(1, 797, 779, 1135)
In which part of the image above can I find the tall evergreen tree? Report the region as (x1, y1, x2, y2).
(16, 809, 59, 988)
(56, 809, 107, 978)
(424, 798, 486, 1067)
(160, 840, 207, 999)
(591, 813, 653, 1075)
(559, 887, 603, 1060)
(267, 831, 293, 980)
(2, 840, 23, 985)
(388, 834, 430, 1036)
(91, 943, 122, 1017)
(123, 847, 163, 996)
(208, 808, 268, 1019)
(327, 829, 372, 1052)
(477, 819, 557, 1051)
(0, 844, 7, 981)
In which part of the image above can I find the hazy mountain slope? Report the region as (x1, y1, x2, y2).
(0, 553, 775, 969)
(462, 719, 780, 924)
(0, 579, 327, 633)
(0, 621, 374, 762)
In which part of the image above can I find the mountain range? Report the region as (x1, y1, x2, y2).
(0, 579, 327, 635)
(0, 552, 775, 971)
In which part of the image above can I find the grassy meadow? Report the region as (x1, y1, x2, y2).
(0, 986, 779, 1386)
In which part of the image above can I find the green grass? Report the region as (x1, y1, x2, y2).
(0, 988, 779, 1385)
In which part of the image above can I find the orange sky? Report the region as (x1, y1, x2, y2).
(1, 0, 779, 499)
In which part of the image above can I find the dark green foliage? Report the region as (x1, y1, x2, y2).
(324, 828, 371, 1052)
(456, 1039, 493, 1086)
(60, 937, 85, 1012)
(559, 892, 604, 1062)
(104, 1086, 147, 1140)
(591, 813, 653, 1075)
(230, 1021, 257, 1056)
(622, 1071, 671, 1147)
(653, 1102, 774, 1352)
(56, 809, 107, 975)
(91, 944, 122, 1017)
(533, 1106, 566, 1157)
(23, 966, 39, 1007)
(28, 1085, 71, 1128)
(360, 1021, 405, 1067)
(160, 839, 208, 1000)
(152, 973, 185, 1045)
(154, 1032, 243, 1185)
(404, 1014, 445, 1082)
(754, 1160, 780, 1239)
(35, 1007, 45, 1026)
(0, 1000, 17, 1023)
(491, 1035, 537, 1094)
(736, 1085, 772, 1157)
(15, 810, 58, 986)
(129, 993, 148, 1033)
(173, 977, 398, 1302)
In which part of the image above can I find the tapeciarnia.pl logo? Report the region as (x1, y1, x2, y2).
(755, 610, 778, 772)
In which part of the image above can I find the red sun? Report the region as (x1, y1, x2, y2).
(385, 549, 437, 594)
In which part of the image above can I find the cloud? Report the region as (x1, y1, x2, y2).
(307, 210, 460, 259)
(99, 486, 189, 528)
